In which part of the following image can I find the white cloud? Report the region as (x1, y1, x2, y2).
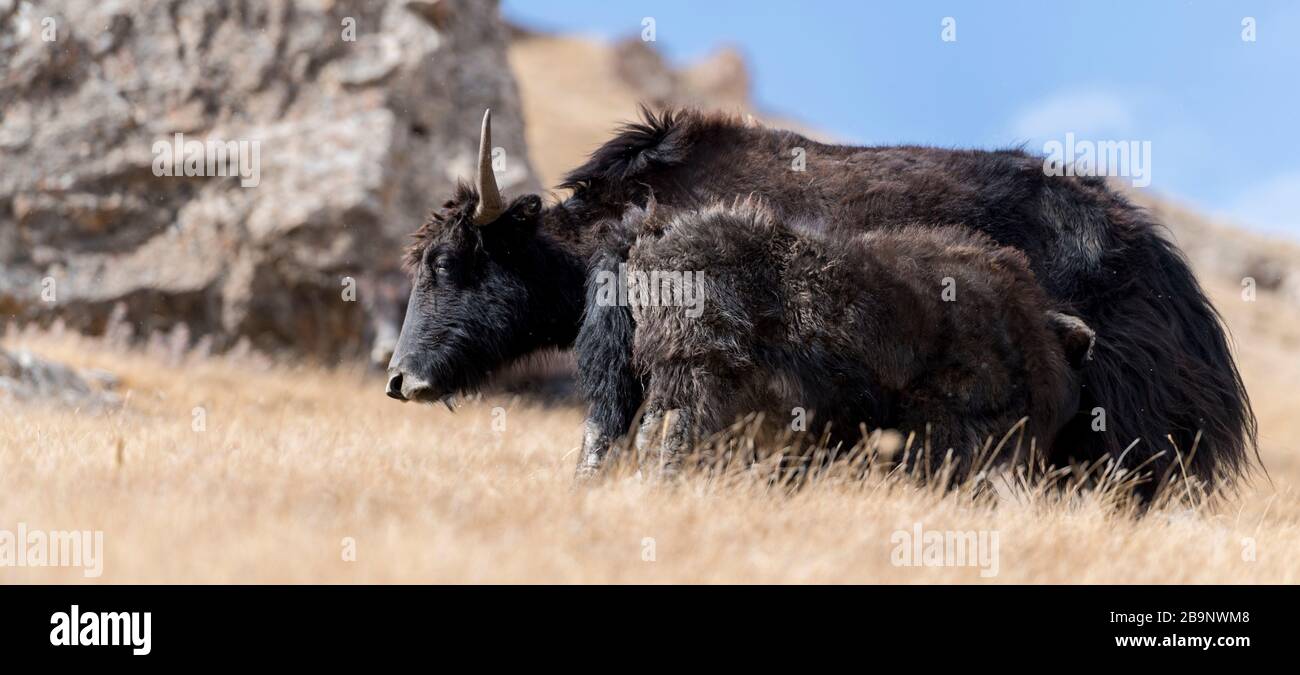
(1008, 88, 1137, 143)
(1220, 171, 1300, 237)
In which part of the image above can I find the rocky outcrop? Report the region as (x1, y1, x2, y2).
(508, 31, 828, 189)
(611, 38, 750, 111)
(0, 346, 119, 408)
(0, 0, 538, 362)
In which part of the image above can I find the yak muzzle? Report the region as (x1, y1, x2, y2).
(385, 367, 435, 402)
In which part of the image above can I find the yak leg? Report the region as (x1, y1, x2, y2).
(634, 406, 694, 479)
(579, 403, 641, 478)
(577, 420, 611, 478)
(633, 364, 743, 478)
(574, 253, 644, 478)
(575, 372, 643, 478)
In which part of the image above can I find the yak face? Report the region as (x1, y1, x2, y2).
(386, 110, 588, 407)
(386, 188, 545, 406)
(387, 108, 557, 407)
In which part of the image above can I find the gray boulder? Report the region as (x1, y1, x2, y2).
(0, 345, 119, 408)
(0, 0, 538, 361)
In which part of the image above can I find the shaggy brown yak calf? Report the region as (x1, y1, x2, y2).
(612, 201, 1096, 476)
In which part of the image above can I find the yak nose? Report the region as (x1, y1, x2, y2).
(386, 370, 406, 400)
(386, 365, 436, 402)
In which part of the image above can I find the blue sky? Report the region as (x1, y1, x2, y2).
(502, 0, 1299, 238)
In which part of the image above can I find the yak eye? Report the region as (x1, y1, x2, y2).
(430, 254, 452, 278)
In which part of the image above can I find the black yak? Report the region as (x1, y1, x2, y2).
(387, 108, 1256, 493)
(610, 199, 1096, 477)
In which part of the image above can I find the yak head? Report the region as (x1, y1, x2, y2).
(386, 110, 578, 407)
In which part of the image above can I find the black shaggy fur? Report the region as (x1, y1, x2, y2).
(388, 188, 587, 404)
(393, 107, 1257, 492)
(616, 201, 1094, 475)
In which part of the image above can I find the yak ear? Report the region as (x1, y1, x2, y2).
(1047, 311, 1096, 369)
(512, 194, 542, 218)
(482, 194, 542, 233)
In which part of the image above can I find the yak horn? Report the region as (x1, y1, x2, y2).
(473, 109, 505, 225)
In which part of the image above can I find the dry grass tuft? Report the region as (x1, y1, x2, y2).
(3, 283, 1298, 583)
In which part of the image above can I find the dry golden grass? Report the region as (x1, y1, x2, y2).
(2, 275, 1298, 584)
